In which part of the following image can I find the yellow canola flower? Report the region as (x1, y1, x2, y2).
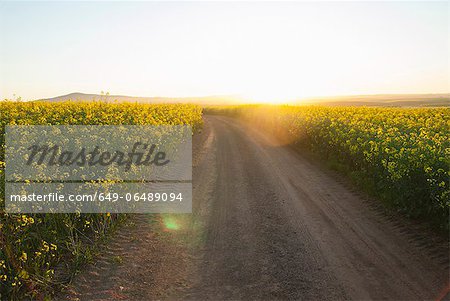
(19, 252, 27, 262)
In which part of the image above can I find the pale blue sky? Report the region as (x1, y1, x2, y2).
(0, 1, 448, 101)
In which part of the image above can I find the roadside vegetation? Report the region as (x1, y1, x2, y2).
(0, 100, 203, 299)
(207, 105, 449, 231)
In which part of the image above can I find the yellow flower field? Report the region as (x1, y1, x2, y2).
(0, 101, 203, 299)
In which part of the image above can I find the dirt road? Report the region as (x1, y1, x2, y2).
(63, 115, 449, 300)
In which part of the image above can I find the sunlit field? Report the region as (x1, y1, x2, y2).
(1, 99, 449, 299)
(207, 105, 450, 229)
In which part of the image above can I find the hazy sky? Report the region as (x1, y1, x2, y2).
(0, 1, 448, 101)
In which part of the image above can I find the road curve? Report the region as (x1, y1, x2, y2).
(184, 115, 449, 300)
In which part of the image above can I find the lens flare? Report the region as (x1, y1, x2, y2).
(163, 216, 180, 231)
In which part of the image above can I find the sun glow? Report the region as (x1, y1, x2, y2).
(0, 2, 447, 100)
(242, 91, 299, 104)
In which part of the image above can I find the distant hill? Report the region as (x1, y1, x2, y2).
(298, 93, 450, 107)
(39, 92, 449, 107)
(39, 92, 245, 106)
